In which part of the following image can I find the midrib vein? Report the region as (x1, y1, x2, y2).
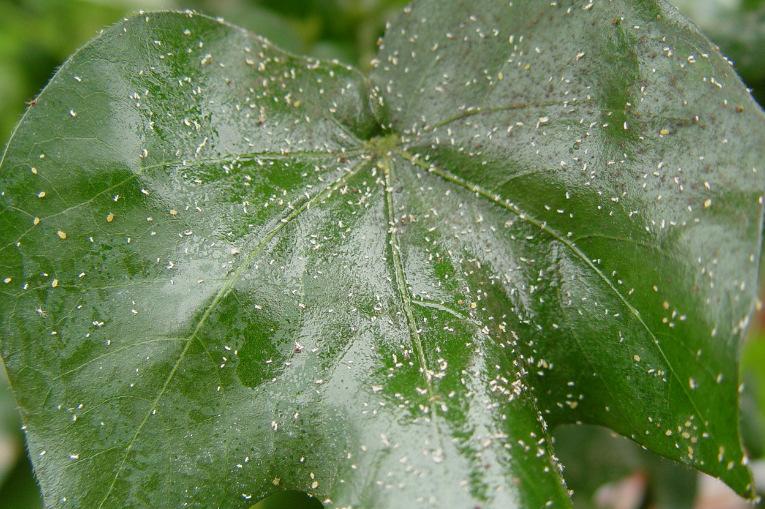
(422, 97, 577, 133)
(381, 158, 438, 411)
(412, 299, 483, 329)
(97, 156, 369, 507)
(397, 148, 709, 432)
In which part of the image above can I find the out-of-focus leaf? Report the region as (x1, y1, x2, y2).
(0, 454, 43, 509)
(672, 0, 765, 103)
(555, 425, 697, 509)
(185, 2, 305, 54)
(0, 0, 141, 143)
(250, 0, 409, 67)
(0, 448, 44, 509)
(250, 490, 323, 509)
(0, 367, 43, 509)
(308, 41, 356, 65)
(0, 369, 21, 486)
(741, 334, 765, 459)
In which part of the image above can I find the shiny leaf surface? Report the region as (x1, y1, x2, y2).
(1, 2, 764, 508)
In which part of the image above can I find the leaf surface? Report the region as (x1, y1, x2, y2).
(0, 2, 764, 508)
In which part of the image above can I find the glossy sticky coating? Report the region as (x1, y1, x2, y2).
(1, 2, 764, 508)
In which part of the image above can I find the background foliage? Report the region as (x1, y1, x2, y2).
(0, 0, 763, 507)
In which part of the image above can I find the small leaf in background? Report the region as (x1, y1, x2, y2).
(0, 370, 21, 486)
(0, 370, 42, 509)
(742, 333, 765, 462)
(250, 490, 323, 509)
(0, 0, 133, 144)
(554, 424, 697, 509)
(672, 0, 765, 104)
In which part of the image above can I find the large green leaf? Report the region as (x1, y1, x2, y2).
(0, 2, 763, 508)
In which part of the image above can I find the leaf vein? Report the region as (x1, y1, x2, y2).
(95, 156, 370, 507)
(398, 148, 709, 434)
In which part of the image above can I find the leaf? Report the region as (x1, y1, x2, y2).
(1, 368, 43, 509)
(0, 2, 763, 508)
(0, 368, 22, 486)
(741, 334, 765, 460)
(554, 424, 697, 509)
(370, 0, 765, 497)
(672, 0, 765, 105)
(250, 490, 323, 509)
(0, 0, 129, 143)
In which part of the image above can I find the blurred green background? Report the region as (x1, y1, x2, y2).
(0, 0, 764, 507)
